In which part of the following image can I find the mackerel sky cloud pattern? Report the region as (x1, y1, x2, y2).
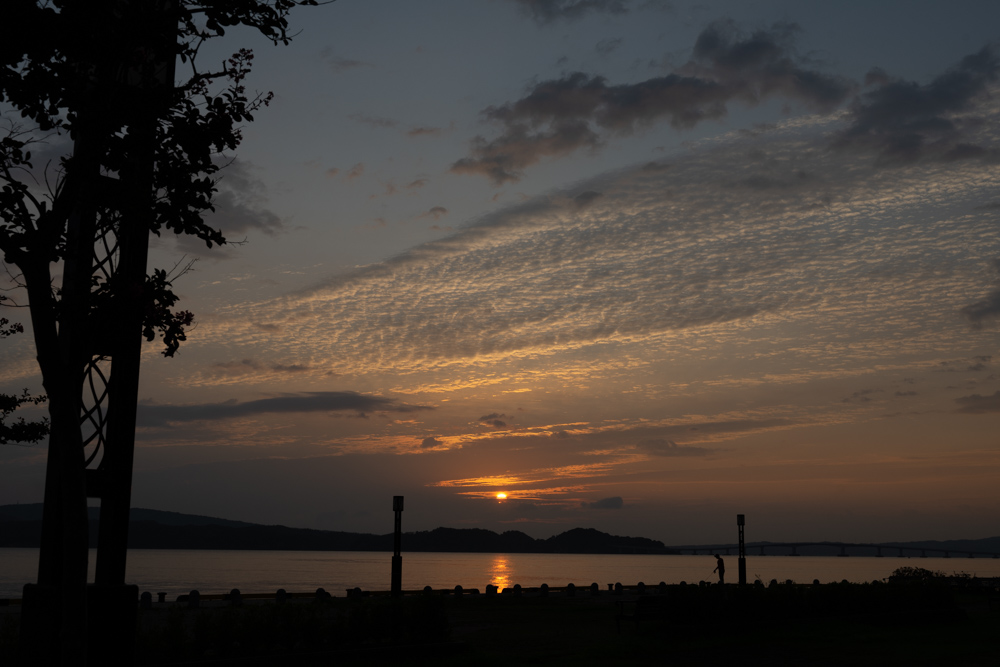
(204, 102, 1000, 383)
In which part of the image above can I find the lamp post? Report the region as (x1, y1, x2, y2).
(737, 514, 747, 586)
(391, 496, 404, 597)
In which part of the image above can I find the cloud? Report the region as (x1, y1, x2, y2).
(684, 20, 851, 110)
(420, 206, 449, 220)
(635, 439, 712, 457)
(572, 190, 602, 208)
(212, 359, 262, 375)
(864, 67, 891, 87)
(208, 359, 310, 377)
(319, 48, 371, 73)
(841, 388, 883, 404)
(137, 392, 433, 427)
(935, 356, 995, 372)
(961, 259, 1000, 329)
(206, 158, 284, 237)
(833, 46, 1000, 164)
(452, 117, 601, 184)
(328, 58, 367, 73)
(408, 126, 442, 137)
(596, 38, 623, 57)
(583, 496, 624, 509)
(420, 436, 444, 449)
(406, 179, 428, 190)
(452, 21, 853, 183)
(271, 364, 310, 373)
(478, 412, 509, 428)
(208, 191, 282, 236)
(728, 169, 814, 191)
(349, 113, 398, 129)
(346, 163, 365, 180)
(196, 93, 1000, 388)
(955, 391, 1000, 414)
(506, 0, 630, 24)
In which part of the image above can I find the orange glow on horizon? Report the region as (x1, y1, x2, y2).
(496, 492, 508, 500)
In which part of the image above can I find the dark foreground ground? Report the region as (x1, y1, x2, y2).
(3, 579, 998, 665)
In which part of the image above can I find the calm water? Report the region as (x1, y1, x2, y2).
(2, 548, 999, 599)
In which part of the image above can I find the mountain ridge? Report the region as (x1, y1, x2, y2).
(2, 504, 998, 555)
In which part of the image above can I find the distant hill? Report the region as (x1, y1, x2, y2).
(3, 504, 997, 556)
(0, 503, 254, 528)
(0, 504, 672, 554)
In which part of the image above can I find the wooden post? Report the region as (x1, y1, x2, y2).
(737, 514, 746, 586)
(391, 496, 404, 597)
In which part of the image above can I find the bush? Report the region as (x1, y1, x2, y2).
(888, 567, 947, 583)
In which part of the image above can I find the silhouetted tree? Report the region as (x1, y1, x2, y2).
(1, 1, 326, 663)
(0, 296, 48, 444)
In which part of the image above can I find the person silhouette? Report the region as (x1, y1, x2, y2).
(713, 554, 725, 584)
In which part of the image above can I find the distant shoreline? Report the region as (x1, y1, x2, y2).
(2, 504, 999, 556)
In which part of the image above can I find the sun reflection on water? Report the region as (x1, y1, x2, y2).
(489, 554, 511, 591)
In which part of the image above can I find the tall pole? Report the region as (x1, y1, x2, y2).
(737, 514, 746, 586)
(391, 496, 404, 597)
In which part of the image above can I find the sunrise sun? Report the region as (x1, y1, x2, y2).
(496, 492, 507, 501)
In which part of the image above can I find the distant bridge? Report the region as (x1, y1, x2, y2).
(669, 541, 1000, 559)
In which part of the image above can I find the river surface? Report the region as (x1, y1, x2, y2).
(2, 548, 999, 599)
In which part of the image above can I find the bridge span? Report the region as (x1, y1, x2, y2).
(669, 541, 1000, 559)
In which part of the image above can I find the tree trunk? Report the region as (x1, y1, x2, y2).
(23, 120, 101, 663)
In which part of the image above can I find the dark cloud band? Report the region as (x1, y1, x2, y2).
(833, 46, 999, 164)
(138, 392, 433, 427)
(955, 391, 1000, 414)
(507, 0, 630, 24)
(452, 20, 853, 184)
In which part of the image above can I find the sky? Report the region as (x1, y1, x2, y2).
(2, 0, 1000, 546)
